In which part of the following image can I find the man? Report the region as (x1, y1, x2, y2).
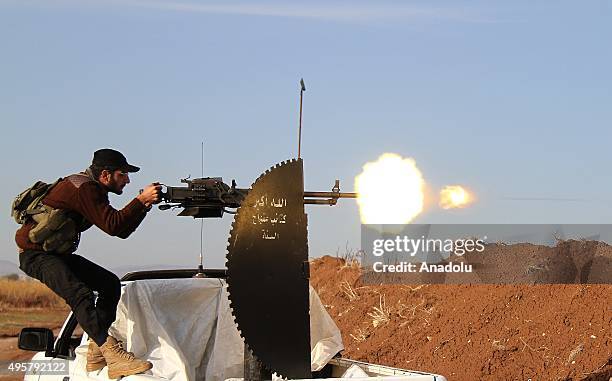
(16, 149, 161, 379)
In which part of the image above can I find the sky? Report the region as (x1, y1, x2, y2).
(1, 0, 611, 270)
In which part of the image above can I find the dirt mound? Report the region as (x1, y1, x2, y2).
(310, 255, 612, 381)
(455, 240, 612, 284)
(361, 240, 612, 285)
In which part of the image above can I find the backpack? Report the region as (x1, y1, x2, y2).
(11, 179, 62, 224)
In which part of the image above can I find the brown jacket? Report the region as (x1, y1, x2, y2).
(16, 171, 149, 252)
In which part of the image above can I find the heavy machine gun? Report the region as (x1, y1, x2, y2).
(159, 175, 356, 218)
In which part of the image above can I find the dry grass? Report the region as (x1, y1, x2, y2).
(0, 278, 66, 310)
(368, 294, 391, 328)
(0, 308, 70, 336)
(349, 327, 370, 342)
(339, 281, 360, 302)
(335, 243, 363, 269)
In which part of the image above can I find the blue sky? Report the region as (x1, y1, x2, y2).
(1, 0, 611, 269)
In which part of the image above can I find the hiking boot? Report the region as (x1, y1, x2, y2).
(86, 339, 107, 372)
(99, 336, 152, 379)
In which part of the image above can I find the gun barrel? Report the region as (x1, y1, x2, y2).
(303, 191, 356, 198)
(303, 191, 356, 206)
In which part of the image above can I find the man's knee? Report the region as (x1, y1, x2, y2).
(66, 286, 96, 310)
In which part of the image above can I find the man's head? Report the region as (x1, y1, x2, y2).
(90, 149, 140, 195)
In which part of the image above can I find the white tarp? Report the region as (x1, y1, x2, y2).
(74, 278, 343, 381)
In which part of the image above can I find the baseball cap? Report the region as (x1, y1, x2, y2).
(92, 148, 140, 173)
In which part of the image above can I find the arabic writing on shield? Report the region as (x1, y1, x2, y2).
(252, 195, 288, 240)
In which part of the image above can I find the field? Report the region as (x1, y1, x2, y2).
(0, 278, 69, 381)
(310, 254, 611, 381)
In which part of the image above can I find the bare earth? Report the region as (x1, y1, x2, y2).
(0, 336, 34, 381)
(0, 309, 67, 381)
(310, 255, 612, 381)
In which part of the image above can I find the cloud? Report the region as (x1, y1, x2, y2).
(6, 0, 499, 24)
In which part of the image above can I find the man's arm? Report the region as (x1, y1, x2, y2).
(114, 184, 162, 238)
(76, 182, 149, 238)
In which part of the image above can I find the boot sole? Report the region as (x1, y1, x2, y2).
(86, 361, 106, 372)
(107, 362, 152, 379)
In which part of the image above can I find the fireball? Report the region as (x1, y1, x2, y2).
(439, 185, 472, 209)
(355, 153, 425, 224)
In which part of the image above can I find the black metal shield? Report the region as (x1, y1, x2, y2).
(226, 159, 311, 379)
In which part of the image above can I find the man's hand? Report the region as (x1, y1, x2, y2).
(137, 183, 162, 208)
